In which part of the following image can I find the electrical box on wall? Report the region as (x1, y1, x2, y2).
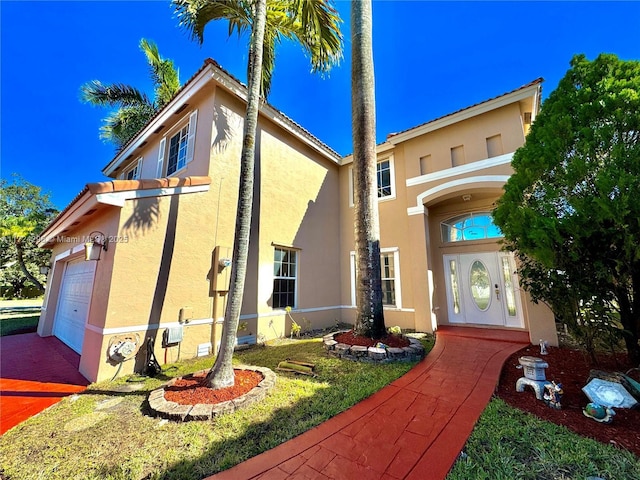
(163, 325, 184, 346)
(179, 307, 193, 324)
(210, 246, 232, 295)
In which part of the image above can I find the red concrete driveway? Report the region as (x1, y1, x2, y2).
(0, 333, 89, 435)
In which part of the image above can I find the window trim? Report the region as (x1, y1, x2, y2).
(272, 246, 299, 309)
(156, 110, 198, 178)
(349, 247, 402, 309)
(119, 157, 143, 180)
(349, 155, 396, 207)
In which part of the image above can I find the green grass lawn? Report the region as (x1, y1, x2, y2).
(0, 311, 40, 336)
(447, 398, 640, 480)
(0, 337, 431, 480)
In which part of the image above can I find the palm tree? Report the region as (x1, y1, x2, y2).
(80, 39, 181, 150)
(351, 0, 385, 338)
(173, 0, 343, 389)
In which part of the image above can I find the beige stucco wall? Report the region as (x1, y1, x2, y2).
(338, 95, 556, 344)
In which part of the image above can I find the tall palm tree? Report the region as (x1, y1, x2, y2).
(351, 0, 385, 338)
(173, 0, 343, 389)
(80, 39, 181, 150)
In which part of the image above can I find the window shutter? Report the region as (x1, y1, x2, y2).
(156, 138, 166, 178)
(186, 110, 198, 164)
(135, 157, 143, 179)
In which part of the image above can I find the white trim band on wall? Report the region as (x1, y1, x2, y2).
(85, 317, 214, 336)
(407, 175, 511, 216)
(405, 152, 514, 187)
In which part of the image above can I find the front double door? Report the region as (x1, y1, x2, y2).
(443, 252, 523, 328)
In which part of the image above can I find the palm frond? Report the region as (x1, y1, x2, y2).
(289, 0, 343, 73)
(172, 0, 252, 44)
(139, 38, 181, 108)
(99, 103, 156, 148)
(80, 81, 152, 108)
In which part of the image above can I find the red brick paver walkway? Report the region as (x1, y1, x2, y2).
(208, 326, 529, 480)
(0, 333, 89, 435)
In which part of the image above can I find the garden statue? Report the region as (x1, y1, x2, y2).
(543, 381, 563, 409)
(583, 403, 616, 424)
(515, 356, 550, 400)
(539, 339, 549, 355)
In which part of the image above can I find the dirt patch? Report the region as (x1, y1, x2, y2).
(497, 344, 640, 456)
(334, 331, 410, 348)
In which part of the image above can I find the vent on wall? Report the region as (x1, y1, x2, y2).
(197, 343, 212, 357)
(174, 103, 188, 115)
(523, 112, 532, 124)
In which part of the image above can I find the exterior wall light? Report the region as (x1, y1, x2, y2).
(85, 231, 109, 261)
(39, 265, 51, 275)
(219, 258, 232, 268)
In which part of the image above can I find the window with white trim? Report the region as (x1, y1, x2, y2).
(377, 160, 392, 197)
(156, 110, 198, 177)
(380, 252, 396, 306)
(349, 157, 396, 205)
(167, 125, 189, 175)
(119, 157, 143, 180)
(273, 247, 297, 309)
(350, 248, 401, 308)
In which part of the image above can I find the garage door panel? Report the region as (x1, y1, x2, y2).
(53, 258, 96, 353)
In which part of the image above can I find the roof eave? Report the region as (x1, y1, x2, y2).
(387, 81, 542, 146)
(102, 65, 215, 177)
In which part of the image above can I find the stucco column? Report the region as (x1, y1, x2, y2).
(406, 208, 434, 333)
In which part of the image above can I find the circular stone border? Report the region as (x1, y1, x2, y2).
(147, 365, 276, 422)
(322, 330, 426, 363)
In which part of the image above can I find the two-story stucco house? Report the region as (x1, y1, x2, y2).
(37, 59, 556, 382)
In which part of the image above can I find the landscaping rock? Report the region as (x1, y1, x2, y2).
(350, 345, 369, 358)
(324, 339, 338, 350)
(335, 343, 351, 356)
(186, 403, 213, 421)
(368, 347, 387, 360)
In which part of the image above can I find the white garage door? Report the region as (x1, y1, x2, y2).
(53, 258, 96, 353)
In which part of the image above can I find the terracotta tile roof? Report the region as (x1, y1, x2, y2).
(87, 175, 211, 194)
(386, 78, 543, 141)
(105, 58, 340, 172)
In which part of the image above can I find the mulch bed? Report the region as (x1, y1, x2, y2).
(333, 331, 410, 348)
(496, 344, 640, 456)
(164, 369, 263, 405)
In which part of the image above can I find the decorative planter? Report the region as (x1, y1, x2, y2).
(322, 330, 426, 363)
(147, 365, 276, 422)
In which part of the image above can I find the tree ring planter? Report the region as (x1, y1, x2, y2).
(147, 366, 276, 422)
(323, 330, 425, 363)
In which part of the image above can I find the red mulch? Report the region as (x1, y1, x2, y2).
(334, 330, 410, 348)
(496, 344, 640, 456)
(164, 369, 263, 405)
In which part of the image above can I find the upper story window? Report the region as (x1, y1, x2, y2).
(441, 212, 503, 243)
(350, 156, 396, 206)
(167, 125, 189, 175)
(120, 158, 142, 180)
(377, 160, 393, 198)
(156, 110, 198, 178)
(273, 247, 298, 309)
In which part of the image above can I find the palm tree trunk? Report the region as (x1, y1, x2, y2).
(207, 0, 267, 389)
(15, 238, 44, 293)
(351, 0, 385, 338)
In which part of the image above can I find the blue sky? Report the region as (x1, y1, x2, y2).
(2, 1, 640, 209)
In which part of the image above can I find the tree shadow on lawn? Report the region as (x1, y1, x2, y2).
(91, 339, 415, 480)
